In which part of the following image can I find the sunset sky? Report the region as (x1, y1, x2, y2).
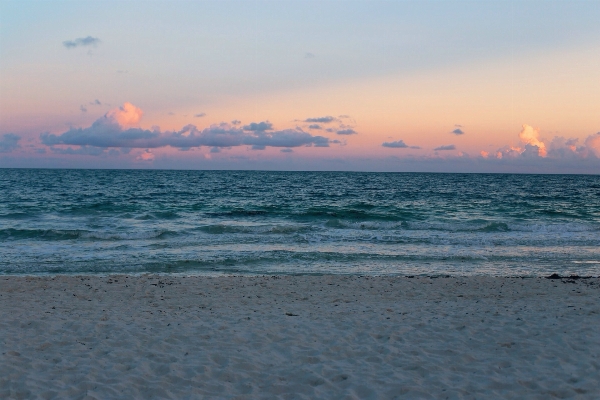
(1, 1, 599, 173)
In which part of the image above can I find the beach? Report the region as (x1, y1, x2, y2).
(1, 274, 598, 399)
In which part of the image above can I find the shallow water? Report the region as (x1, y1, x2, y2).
(1, 169, 599, 276)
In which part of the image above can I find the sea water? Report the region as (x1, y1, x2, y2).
(1, 169, 598, 276)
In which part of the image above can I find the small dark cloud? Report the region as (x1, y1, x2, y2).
(325, 128, 335, 133)
(194, 113, 206, 118)
(382, 140, 408, 148)
(251, 145, 266, 150)
(382, 140, 420, 149)
(304, 52, 315, 59)
(281, 148, 293, 153)
(80, 105, 88, 113)
(455, 124, 463, 128)
(451, 128, 464, 135)
(90, 99, 101, 105)
(336, 129, 356, 135)
(304, 116, 336, 123)
(231, 120, 241, 125)
(308, 124, 322, 130)
(63, 36, 100, 49)
(168, 112, 175, 116)
(210, 147, 221, 153)
(434, 144, 456, 151)
(0, 133, 21, 152)
(243, 121, 273, 132)
(338, 115, 350, 118)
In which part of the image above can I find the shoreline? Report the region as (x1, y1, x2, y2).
(2, 275, 599, 398)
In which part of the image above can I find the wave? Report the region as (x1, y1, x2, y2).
(0, 228, 175, 241)
(195, 224, 311, 235)
(0, 228, 82, 240)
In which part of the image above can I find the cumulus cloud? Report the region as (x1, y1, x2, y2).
(584, 133, 600, 157)
(336, 129, 356, 135)
(0, 133, 21, 152)
(382, 140, 420, 149)
(487, 125, 600, 161)
(63, 36, 100, 49)
(39, 103, 333, 154)
(194, 113, 206, 118)
(434, 144, 456, 151)
(304, 116, 336, 123)
(451, 128, 464, 135)
(518, 124, 546, 157)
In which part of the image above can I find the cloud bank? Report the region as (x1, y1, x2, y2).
(40, 103, 333, 154)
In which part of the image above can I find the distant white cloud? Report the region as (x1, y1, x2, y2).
(63, 36, 100, 49)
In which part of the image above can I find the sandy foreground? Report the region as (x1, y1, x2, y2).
(1, 275, 599, 399)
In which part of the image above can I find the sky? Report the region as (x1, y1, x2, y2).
(1, 0, 599, 173)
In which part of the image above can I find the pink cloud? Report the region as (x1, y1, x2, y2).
(518, 124, 546, 157)
(136, 149, 155, 161)
(584, 133, 600, 157)
(106, 102, 144, 127)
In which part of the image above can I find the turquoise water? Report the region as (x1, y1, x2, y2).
(1, 169, 599, 276)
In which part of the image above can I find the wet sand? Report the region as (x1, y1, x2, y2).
(1, 274, 599, 399)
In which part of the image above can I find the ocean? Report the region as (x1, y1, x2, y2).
(1, 169, 598, 276)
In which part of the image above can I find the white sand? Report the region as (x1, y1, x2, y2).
(1, 274, 599, 399)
